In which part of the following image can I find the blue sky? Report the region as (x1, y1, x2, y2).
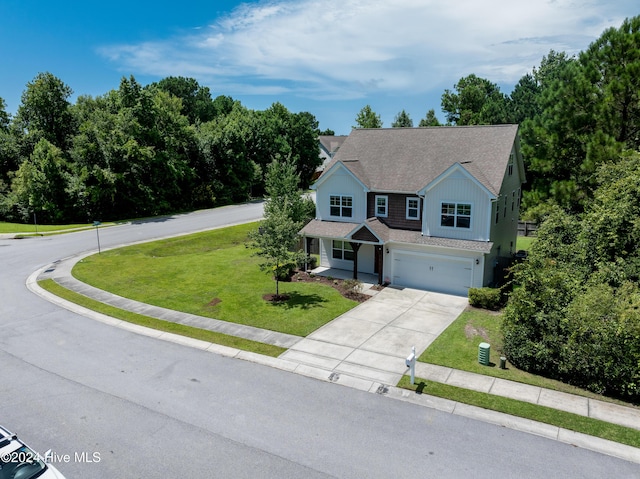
(1, 1, 637, 135)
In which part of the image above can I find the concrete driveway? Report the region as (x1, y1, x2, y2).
(279, 286, 469, 385)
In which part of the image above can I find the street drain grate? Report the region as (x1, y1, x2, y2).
(376, 384, 389, 395)
(44, 268, 55, 273)
(328, 372, 340, 382)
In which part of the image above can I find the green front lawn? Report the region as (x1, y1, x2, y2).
(516, 235, 535, 251)
(0, 221, 99, 234)
(419, 308, 639, 406)
(72, 222, 358, 337)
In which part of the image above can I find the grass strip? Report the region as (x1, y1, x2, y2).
(398, 376, 640, 448)
(0, 221, 108, 234)
(38, 279, 286, 358)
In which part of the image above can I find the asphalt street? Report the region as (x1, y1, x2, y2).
(1, 203, 638, 478)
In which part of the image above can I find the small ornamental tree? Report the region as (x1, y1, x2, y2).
(249, 157, 307, 299)
(249, 206, 305, 299)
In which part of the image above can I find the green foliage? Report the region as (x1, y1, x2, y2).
(353, 105, 382, 129)
(391, 109, 413, 128)
(0, 97, 9, 131)
(249, 158, 307, 296)
(418, 109, 441, 127)
(519, 17, 640, 214)
(504, 154, 640, 400)
(342, 278, 363, 294)
(15, 72, 75, 152)
(468, 287, 504, 310)
(155, 76, 218, 123)
(0, 72, 322, 223)
(11, 139, 72, 222)
(441, 74, 510, 125)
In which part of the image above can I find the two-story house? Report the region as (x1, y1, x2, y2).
(300, 125, 526, 296)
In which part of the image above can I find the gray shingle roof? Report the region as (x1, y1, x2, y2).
(300, 218, 493, 253)
(318, 135, 347, 156)
(322, 125, 519, 195)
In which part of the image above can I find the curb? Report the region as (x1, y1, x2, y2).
(27, 264, 640, 466)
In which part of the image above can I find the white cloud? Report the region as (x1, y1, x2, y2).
(98, 0, 635, 98)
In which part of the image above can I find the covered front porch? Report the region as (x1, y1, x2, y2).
(300, 219, 387, 285)
(308, 266, 380, 286)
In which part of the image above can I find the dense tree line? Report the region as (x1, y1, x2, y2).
(359, 16, 639, 221)
(503, 151, 640, 401)
(0, 75, 321, 223)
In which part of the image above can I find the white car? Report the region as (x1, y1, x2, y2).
(0, 425, 65, 479)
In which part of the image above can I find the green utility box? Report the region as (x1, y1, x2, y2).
(478, 342, 490, 366)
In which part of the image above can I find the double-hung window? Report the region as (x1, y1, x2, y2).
(330, 195, 353, 218)
(375, 195, 388, 217)
(441, 202, 471, 229)
(406, 197, 420, 220)
(332, 240, 354, 261)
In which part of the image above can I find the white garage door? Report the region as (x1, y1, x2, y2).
(392, 252, 473, 296)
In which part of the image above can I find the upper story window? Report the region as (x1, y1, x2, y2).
(508, 153, 514, 176)
(441, 202, 471, 229)
(406, 197, 420, 220)
(330, 195, 353, 218)
(375, 195, 388, 217)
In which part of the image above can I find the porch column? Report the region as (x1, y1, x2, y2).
(376, 245, 383, 285)
(349, 242, 361, 280)
(305, 236, 313, 271)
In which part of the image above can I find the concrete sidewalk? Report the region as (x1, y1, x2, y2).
(414, 362, 640, 431)
(29, 254, 640, 465)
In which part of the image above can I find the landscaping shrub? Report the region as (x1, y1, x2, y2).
(468, 287, 504, 310)
(274, 261, 297, 281)
(342, 278, 363, 294)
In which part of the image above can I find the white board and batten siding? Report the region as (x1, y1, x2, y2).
(319, 239, 376, 274)
(315, 165, 367, 224)
(423, 170, 491, 242)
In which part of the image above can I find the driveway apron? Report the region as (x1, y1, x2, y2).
(279, 287, 469, 385)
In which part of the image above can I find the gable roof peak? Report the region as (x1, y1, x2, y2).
(321, 125, 519, 195)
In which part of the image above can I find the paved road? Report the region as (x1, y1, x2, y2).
(1, 204, 638, 478)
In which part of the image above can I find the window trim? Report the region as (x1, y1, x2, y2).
(332, 240, 354, 261)
(375, 195, 388, 218)
(440, 201, 472, 229)
(406, 197, 420, 220)
(329, 194, 353, 218)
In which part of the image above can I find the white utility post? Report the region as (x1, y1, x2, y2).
(405, 346, 416, 385)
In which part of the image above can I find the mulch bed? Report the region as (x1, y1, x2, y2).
(259, 271, 381, 303)
(287, 270, 376, 303)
